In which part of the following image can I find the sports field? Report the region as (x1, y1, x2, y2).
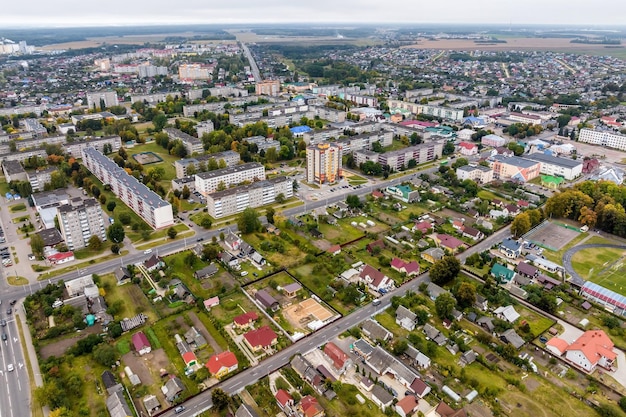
(572, 246, 626, 295)
(524, 221, 580, 251)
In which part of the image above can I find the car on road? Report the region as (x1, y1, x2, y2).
(174, 406, 185, 414)
(7, 364, 13, 372)
(0, 320, 5, 327)
(6, 308, 12, 315)
(144, 249, 153, 254)
(9, 300, 16, 306)
(1, 333, 6, 341)
(196, 238, 204, 242)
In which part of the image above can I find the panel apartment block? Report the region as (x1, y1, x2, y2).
(578, 128, 626, 151)
(194, 162, 265, 196)
(81, 147, 173, 229)
(355, 142, 443, 171)
(206, 176, 293, 218)
(337, 131, 393, 154)
(57, 198, 107, 250)
(174, 151, 241, 178)
(164, 128, 204, 156)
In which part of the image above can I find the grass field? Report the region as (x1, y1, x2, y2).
(101, 273, 159, 322)
(571, 245, 626, 293)
(541, 231, 589, 264)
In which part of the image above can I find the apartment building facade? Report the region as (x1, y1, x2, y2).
(578, 128, 626, 151)
(57, 198, 107, 250)
(194, 162, 265, 196)
(82, 147, 173, 229)
(306, 143, 343, 184)
(455, 165, 494, 184)
(164, 128, 204, 156)
(355, 142, 443, 171)
(336, 131, 393, 154)
(27, 167, 56, 192)
(174, 151, 241, 178)
(86, 91, 119, 110)
(255, 80, 281, 96)
(206, 176, 293, 218)
(490, 155, 541, 183)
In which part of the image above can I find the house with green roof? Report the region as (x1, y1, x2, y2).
(385, 185, 419, 203)
(541, 175, 565, 189)
(490, 263, 516, 283)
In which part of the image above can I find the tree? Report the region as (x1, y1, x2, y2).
(455, 282, 476, 309)
(167, 227, 178, 239)
(118, 212, 131, 225)
(212, 388, 230, 410)
(152, 113, 168, 131)
(429, 256, 461, 285)
(392, 339, 409, 355)
(106, 201, 116, 212)
(346, 194, 362, 209)
(275, 193, 286, 204)
(511, 212, 532, 238)
(30, 234, 45, 258)
(202, 244, 220, 261)
(201, 217, 212, 229)
(111, 244, 120, 254)
(107, 222, 125, 243)
(443, 141, 455, 155)
(182, 185, 191, 200)
(266, 207, 275, 224)
(435, 292, 457, 319)
(619, 397, 626, 413)
(93, 343, 118, 367)
(238, 208, 262, 234)
(88, 235, 103, 251)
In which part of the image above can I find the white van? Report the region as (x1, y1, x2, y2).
(240, 271, 249, 277)
(144, 249, 153, 255)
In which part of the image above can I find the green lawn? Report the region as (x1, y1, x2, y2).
(131, 222, 191, 244)
(209, 289, 268, 327)
(128, 141, 180, 186)
(319, 219, 365, 244)
(101, 273, 159, 323)
(571, 245, 626, 291)
(164, 251, 213, 299)
(9, 203, 26, 212)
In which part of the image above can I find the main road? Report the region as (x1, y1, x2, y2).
(158, 222, 511, 416)
(240, 42, 262, 84)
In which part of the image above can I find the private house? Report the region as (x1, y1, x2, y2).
(323, 342, 352, 374)
(206, 351, 238, 378)
(161, 376, 185, 403)
(424, 324, 448, 346)
(396, 395, 419, 417)
(352, 339, 375, 360)
(371, 385, 394, 411)
(102, 370, 123, 395)
(243, 325, 278, 352)
(505, 204, 520, 217)
(516, 262, 539, 278)
(500, 329, 525, 349)
(184, 327, 207, 350)
(298, 395, 325, 417)
(132, 331, 152, 356)
(477, 316, 495, 332)
(282, 283, 302, 298)
(404, 345, 431, 369)
(361, 319, 392, 342)
(275, 389, 294, 410)
(458, 141, 478, 156)
(426, 282, 449, 300)
(390, 258, 420, 276)
(143, 394, 161, 416)
(396, 305, 418, 331)
(106, 391, 133, 417)
(410, 378, 432, 398)
(413, 221, 433, 234)
(462, 226, 483, 241)
(255, 289, 280, 312)
(500, 238, 522, 258)
(359, 264, 393, 292)
(250, 251, 266, 266)
(490, 263, 515, 283)
(434, 401, 468, 417)
(422, 247, 445, 263)
(194, 264, 218, 280)
(436, 234, 465, 252)
(182, 351, 198, 367)
(115, 267, 132, 285)
(475, 294, 488, 311)
(548, 330, 616, 373)
(461, 350, 477, 365)
(233, 311, 259, 330)
(204, 296, 220, 310)
(366, 239, 386, 254)
(143, 255, 165, 272)
(327, 244, 342, 256)
(224, 232, 242, 251)
(494, 305, 520, 323)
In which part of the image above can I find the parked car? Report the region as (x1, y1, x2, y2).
(174, 406, 185, 414)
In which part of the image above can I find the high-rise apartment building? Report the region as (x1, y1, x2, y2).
(57, 198, 107, 250)
(86, 91, 119, 110)
(306, 143, 343, 185)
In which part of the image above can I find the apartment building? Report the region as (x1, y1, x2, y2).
(302, 128, 343, 145)
(490, 155, 541, 183)
(386, 100, 464, 121)
(178, 63, 213, 80)
(1, 148, 48, 164)
(206, 176, 293, 218)
(344, 93, 378, 107)
(130, 92, 172, 104)
(578, 128, 626, 151)
(0, 135, 65, 155)
(508, 112, 543, 125)
(1, 160, 27, 182)
(455, 165, 494, 184)
(524, 153, 583, 181)
(86, 91, 119, 110)
(57, 198, 107, 250)
(306, 143, 343, 184)
(354, 142, 444, 171)
(66, 136, 121, 157)
(312, 106, 347, 123)
(27, 167, 56, 192)
(255, 80, 281, 96)
(82, 147, 173, 229)
(194, 162, 265, 196)
(183, 102, 228, 118)
(164, 128, 204, 156)
(174, 151, 240, 178)
(196, 120, 215, 137)
(241, 136, 279, 153)
(336, 131, 393, 154)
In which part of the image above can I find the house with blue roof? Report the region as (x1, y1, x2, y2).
(499, 238, 522, 259)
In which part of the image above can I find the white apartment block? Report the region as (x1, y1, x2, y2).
(57, 198, 107, 250)
(86, 91, 119, 110)
(386, 100, 464, 121)
(344, 93, 378, 107)
(336, 131, 393, 154)
(306, 143, 343, 184)
(196, 120, 215, 137)
(303, 128, 343, 145)
(355, 141, 443, 171)
(206, 176, 293, 218)
(255, 80, 281, 96)
(82, 147, 173, 229)
(164, 128, 204, 156)
(65, 135, 122, 157)
(194, 162, 265, 196)
(579, 128, 626, 151)
(183, 102, 228, 117)
(524, 153, 583, 181)
(455, 165, 494, 184)
(130, 92, 172, 104)
(174, 151, 241, 178)
(312, 106, 347, 123)
(27, 167, 56, 192)
(178, 63, 213, 80)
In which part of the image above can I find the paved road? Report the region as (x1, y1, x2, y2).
(240, 42, 261, 83)
(0, 313, 29, 417)
(160, 224, 512, 417)
(562, 243, 626, 286)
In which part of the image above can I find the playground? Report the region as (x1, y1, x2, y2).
(132, 152, 163, 165)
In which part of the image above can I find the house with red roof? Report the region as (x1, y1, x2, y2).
(182, 351, 197, 367)
(395, 395, 419, 417)
(462, 226, 483, 241)
(243, 326, 278, 352)
(233, 311, 259, 330)
(366, 239, 386, 254)
(206, 351, 238, 378)
(359, 264, 393, 292)
(557, 330, 616, 373)
(327, 244, 342, 256)
(48, 251, 75, 265)
(275, 389, 294, 410)
(458, 141, 478, 156)
(452, 220, 464, 231)
(410, 378, 432, 398)
(323, 342, 352, 374)
(390, 258, 420, 276)
(371, 190, 385, 200)
(413, 221, 432, 234)
(131, 331, 151, 356)
(298, 395, 324, 417)
(436, 234, 465, 252)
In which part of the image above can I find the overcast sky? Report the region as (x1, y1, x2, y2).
(2, 0, 625, 28)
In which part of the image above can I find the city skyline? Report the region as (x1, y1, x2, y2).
(2, 0, 626, 28)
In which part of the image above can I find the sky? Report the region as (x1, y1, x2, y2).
(1, 0, 625, 28)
